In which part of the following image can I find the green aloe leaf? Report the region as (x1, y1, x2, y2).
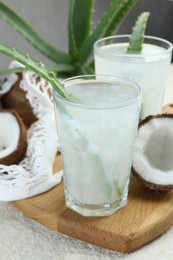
(0, 64, 75, 76)
(0, 1, 71, 64)
(78, 0, 136, 62)
(0, 66, 27, 75)
(76, 64, 92, 74)
(0, 43, 69, 98)
(103, 0, 137, 37)
(68, 0, 94, 58)
(127, 12, 150, 53)
(46, 63, 75, 73)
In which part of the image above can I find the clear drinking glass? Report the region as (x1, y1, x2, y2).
(53, 75, 141, 216)
(94, 35, 172, 120)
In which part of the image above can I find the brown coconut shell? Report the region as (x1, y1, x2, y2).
(0, 109, 27, 165)
(1, 73, 51, 128)
(1, 73, 37, 127)
(132, 113, 173, 192)
(132, 167, 173, 192)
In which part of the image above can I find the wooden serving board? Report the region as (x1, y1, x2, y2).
(13, 105, 173, 253)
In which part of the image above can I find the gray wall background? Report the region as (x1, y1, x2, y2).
(0, 0, 173, 69)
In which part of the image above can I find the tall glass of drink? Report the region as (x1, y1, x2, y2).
(94, 35, 172, 119)
(53, 75, 141, 216)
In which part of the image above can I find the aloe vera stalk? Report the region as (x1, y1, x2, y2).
(127, 12, 150, 53)
(101, 0, 137, 37)
(68, 0, 94, 58)
(0, 64, 75, 76)
(0, 66, 27, 75)
(46, 64, 76, 73)
(0, 43, 69, 99)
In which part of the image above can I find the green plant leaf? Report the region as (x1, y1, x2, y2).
(103, 0, 137, 37)
(71, 61, 93, 74)
(68, 0, 94, 58)
(0, 43, 69, 98)
(127, 12, 150, 53)
(47, 63, 75, 73)
(0, 66, 28, 75)
(0, 1, 71, 64)
(78, 0, 137, 63)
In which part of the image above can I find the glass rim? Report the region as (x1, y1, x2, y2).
(94, 34, 173, 58)
(53, 74, 142, 110)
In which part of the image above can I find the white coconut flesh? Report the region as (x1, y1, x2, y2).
(132, 116, 173, 186)
(0, 113, 20, 159)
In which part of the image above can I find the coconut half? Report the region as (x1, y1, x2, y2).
(0, 109, 27, 165)
(1, 74, 37, 127)
(132, 114, 173, 191)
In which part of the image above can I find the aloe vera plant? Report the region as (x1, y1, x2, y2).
(0, 0, 137, 77)
(0, 3, 150, 99)
(0, 12, 150, 99)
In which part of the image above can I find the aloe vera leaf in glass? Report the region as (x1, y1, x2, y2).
(127, 12, 150, 53)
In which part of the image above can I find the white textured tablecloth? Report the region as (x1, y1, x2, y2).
(1, 65, 173, 260)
